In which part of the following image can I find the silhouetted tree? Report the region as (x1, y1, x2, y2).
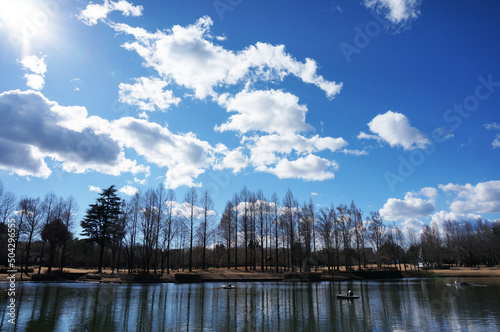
(41, 218, 71, 273)
(81, 185, 122, 273)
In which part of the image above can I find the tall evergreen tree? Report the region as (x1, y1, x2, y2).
(81, 185, 122, 273)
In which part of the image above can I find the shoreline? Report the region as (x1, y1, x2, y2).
(1, 267, 499, 284)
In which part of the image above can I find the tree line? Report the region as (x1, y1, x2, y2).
(1, 180, 499, 274)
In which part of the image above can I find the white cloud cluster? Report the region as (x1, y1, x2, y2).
(76, 11, 350, 184)
(78, 0, 143, 26)
(111, 16, 342, 101)
(214, 88, 347, 180)
(88, 185, 102, 193)
(0, 90, 148, 178)
(439, 181, 500, 214)
(119, 184, 139, 196)
(168, 201, 216, 219)
(257, 154, 338, 181)
(246, 134, 346, 167)
(216, 89, 311, 135)
(118, 77, 180, 114)
(363, 0, 421, 24)
(359, 111, 430, 150)
(19, 55, 47, 90)
(430, 210, 481, 228)
(213, 145, 248, 174)
(108, 117, 214, 189)
(484, 122, 500, 149)
(380, 187, 437, 221)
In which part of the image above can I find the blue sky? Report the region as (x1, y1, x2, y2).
(0, 0, 499, 234)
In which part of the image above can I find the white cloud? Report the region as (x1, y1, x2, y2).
(430, 211, 481, 229)
(359, 111, 430, 150)
(118, 77, 180, 112)
(109, 117, 214, 189)
(20, 55, 47, 90)
(380, 190, 436, 221)
(133, 177, 147, 185)
(88, 185, 102, 193)
(399, 218, 425, 234)
(493, 134, 500, 149)
(213, 145, 248, 174)
(215, 89, 311, 135)
(20, 55, 47, 75)
(311, 192, 319, 196)
(418, 187, 439, 200)
(363, 0, 421, 24)
(256, 154, 338, 181)
(169, 200, 216, 219)
(484, 123, 500, 148)
(340, 149, 369, 156)
(119, 184, 139, 196)
(24, 74, 45, 90)
(357, 131, 381, 141)
(247, 133, 347, 167)
(0, 90, 148, 178)
(110, 16, 342, 100)
(439, 181, 500, 214)
(484, 122, 500, 130)
(78, 0, 143, 26)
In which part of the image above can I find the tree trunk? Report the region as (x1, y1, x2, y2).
(98, 243, 105, 273)
(47, 243, 55, 274)
(38, 241, 46, 274)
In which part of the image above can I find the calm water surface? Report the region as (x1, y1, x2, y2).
(2, 277, 500, 331)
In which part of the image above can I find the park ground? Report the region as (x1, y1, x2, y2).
(1, 265, 500, 283)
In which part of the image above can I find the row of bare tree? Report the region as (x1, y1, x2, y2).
(2, 180, 499, 274)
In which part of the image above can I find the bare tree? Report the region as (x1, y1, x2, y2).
(219, 200, 234, 269)
(282, 189, 298, 271)
(37, 192, 58, 274)
(349, 201, 364, 270)
(58, 196, 78, 272)
(392, 224, 405, 270)
(153, 185, 166, 274)
(368, 211, 386, 268)
(162, 189, 177, 274)
(270, 192, 280, 272)
(184, 187, 198, 271)
(124, 192, 141, 273)
(232, 192, 240, 269)
(256, 190, 267, 272)
(0, 190, 16, 224)
(239, 187, 251, 271)
(317, 206, 334, 273)
(200, 189, 215, 270)
(141, 188, 158, 272)
(18, 197, 43, 274)
(420, 222, 442, 267)
(337, 204, 353, 272)
(299, 199, 315, 272)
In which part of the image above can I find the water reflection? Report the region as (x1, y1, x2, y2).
(1, 278, 500, 331)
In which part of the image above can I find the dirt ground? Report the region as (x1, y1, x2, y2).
(1, 266, 499, 283)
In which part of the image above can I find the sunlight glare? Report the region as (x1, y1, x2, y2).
(0, 0, 58, 54)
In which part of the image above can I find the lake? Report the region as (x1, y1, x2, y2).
(2, 277, 500, 331)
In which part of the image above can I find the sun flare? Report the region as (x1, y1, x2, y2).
(0, 0, 56, 53)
